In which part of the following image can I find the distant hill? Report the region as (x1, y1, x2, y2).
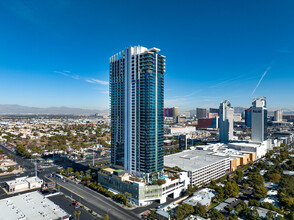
(0, 104, 108, 115)
(234, 107, 246, 114)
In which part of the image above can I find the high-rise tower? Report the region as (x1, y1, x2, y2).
(110, 46, 165, 175)
(251, 97, 267, 143)
(219, 100, 234, 143)
(274, 110, 283, 122)
(196, 108, 207, 119)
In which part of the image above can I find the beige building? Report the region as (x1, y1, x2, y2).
(230, 152, 256, 171)
(5, 176, 43, 193)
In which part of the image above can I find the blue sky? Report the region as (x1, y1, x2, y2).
(0, 0, 293, 111)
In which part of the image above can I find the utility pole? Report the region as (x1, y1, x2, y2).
(93, 147, 95, 166)
(35, 159, 37, 177)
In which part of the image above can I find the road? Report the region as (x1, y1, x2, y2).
(0, 143, 140, 219)
(46, 175, 140, 220)
(48, 194, 97, 220)
(0, 143, 35, 173)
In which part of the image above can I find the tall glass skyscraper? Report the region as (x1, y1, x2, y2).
(110, 46, 165, 175)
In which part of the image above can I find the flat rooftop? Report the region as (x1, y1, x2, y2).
(228, 142, 261, 148)
(6, 176, 42, 186)
(0, 191, 70, 220)
(164, 150, 229, 171)
(6, 176, 27, 185)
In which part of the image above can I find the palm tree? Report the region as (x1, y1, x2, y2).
(73, 211, 77, 220)
(77, 210, 81, 220)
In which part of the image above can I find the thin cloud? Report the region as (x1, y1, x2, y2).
(251, 64, 272, 97)
(54, 71, 80, 80)
(85, 79, 109, 85)
(209, 73, 248, 88)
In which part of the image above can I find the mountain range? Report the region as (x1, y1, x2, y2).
(0, 104, 108, 115)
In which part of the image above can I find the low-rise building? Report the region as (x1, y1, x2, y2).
(165, 126, 196, 135)
(0, 158, 21, 172)
(183, 188, 216, 207)
(252, 206, 283, 219)
(164, 150, 230, 187)
(5, 176, 43, 193)
(98, 168, 190, 206)
(228, 140, 272, 159)
(0, 191, 70, 220)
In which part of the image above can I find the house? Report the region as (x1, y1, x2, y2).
(183, 188, 216, 207)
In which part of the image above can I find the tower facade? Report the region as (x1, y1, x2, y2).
(274, 110, 283, 122)
(196, 108, 207, 119)
(245, 108, 252, 127)
(251, 97, 267, 143)
(219, 100, 234, 143)
(110, 46, 165, 175)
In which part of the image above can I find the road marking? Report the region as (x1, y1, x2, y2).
(0, 193, 6, 197)
(44, 176, 85, 199)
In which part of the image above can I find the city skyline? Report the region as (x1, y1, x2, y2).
(1, 1, 294, 110)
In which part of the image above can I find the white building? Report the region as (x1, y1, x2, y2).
(183, 188, 216, 207)
(228, 140, 272, 159)
(274, 110, 283, 122)
(5, 176, 43, 193)
(251, 97, 267, 143)
(164, 150, 230, 187)
(0, 191, 70, 220)
(219, 100, 234, 143)
(165, 126, 196, 135)
(233, 113, 242, 122)
(98, 168, 190, 206)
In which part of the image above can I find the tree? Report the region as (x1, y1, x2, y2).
(16, 142, 32, 159)
(215, 186, 225, 202)
(104, 214, 109, 220)
(249, 199, 261, 207)
(248, 171, 265, 187)
(185, 185, 198, 196)
(77, 210, 81, 220)
(210, 180, 217, 189)
(173, 203, 194, 220)
(235, 170, 244, 183)
(209, 208, 224, 220)
(229, 215, 238, 220)
(194, 205, 206, 218)
(224, 180, 239, 197)
(7, 167, 14, 172)
(265, 211, 274, 220)
(124, 192, 132, 205)
(235, 201, 248, 214)
(254, 185, 267, 199)
(73, 211, 77, 220)
(243, 183, 250, 190)
(148, 210, 157, 220)
(268, 173, 281, 183)
(242, 207, 261, 220)
(286, 212, 294, 220)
